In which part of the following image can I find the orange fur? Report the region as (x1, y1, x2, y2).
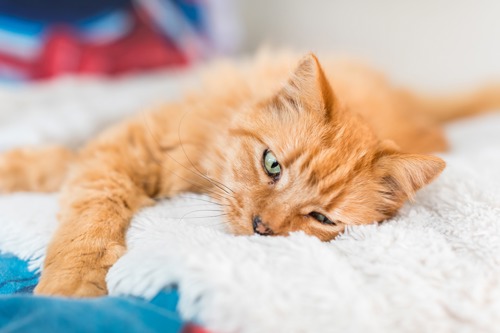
(0, 146, 73, 193)
(0, 51, 498, 297)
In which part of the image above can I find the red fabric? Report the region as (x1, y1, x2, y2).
(0, 13, 188, 80)
(182, 323, 214, 333)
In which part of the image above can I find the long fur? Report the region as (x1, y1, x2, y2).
(0, 51, 498, 297)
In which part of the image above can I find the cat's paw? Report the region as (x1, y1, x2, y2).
(35, 242, 126, 297)
(34, 267, 108, 297)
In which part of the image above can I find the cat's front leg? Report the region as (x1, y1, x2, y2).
(33, 111, 201, 297)
(34, 165, 155, 297)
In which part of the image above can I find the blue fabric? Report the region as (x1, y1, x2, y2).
(0, 293, 184, 333)
(0, 0, 130, 23)
(0, 254, 38, 294)
(0, 253, 185, 333)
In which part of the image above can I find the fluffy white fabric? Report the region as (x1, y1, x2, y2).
(0, 74, 499, 333)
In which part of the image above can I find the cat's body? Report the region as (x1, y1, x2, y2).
(1, 51, 498, 297)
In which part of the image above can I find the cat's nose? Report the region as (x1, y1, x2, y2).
(252, 216, 273, 236)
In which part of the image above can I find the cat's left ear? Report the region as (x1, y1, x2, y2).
(273, 53, 337, 116)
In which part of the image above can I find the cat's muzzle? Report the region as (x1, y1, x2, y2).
(252, 216, 274, 236)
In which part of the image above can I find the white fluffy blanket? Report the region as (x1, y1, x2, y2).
(1, 74, 500, 333)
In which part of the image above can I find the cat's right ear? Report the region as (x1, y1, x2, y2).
(271, 53, 337, 117)
(375, 151, 446, 204)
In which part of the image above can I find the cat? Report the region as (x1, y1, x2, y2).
(0, 51, 499, 297)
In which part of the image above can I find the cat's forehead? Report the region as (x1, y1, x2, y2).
(266, 121, 372, 164)
(281, 142, 372, 180)
(234, 99, 379, 176)
(256, 115, 332, 149)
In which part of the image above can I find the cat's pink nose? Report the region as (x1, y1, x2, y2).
(252, 216, 273, 236)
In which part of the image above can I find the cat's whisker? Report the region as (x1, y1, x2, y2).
(139, 111, 236, 200)
(194, 187, 233, 203)
(161, 205, 226, 210)
(169, 202, 228, 208)
(137, 175, 232, 205)
(177, 111, 235, 196)
(193, 220, 232, 229)
(140, 108, 235, 199)
(178, 214, 226, 220)
(176, 195, 229, 207)
(177, 209, 227, 223)
(183, 209, 223, 214)
(139, 111, 236, 203)
(181, 207, 224, 213)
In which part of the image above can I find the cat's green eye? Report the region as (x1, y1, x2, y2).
(309, 212, 337, 225)
(263, 150, 281, 179)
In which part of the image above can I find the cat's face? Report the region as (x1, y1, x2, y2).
(214, 54, 445, 241)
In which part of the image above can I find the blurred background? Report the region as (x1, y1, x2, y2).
(240, 0, 500, 91)
(0, 0, 499, 91)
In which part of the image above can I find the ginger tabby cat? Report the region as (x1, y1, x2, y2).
(1, 52, 499, 297)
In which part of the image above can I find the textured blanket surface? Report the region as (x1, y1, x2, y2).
(0, 74, 500, 333)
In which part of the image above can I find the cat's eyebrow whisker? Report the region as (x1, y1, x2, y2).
(140, 110, 236, 202)
(139, 107, 234, 198)
(139, 110, 235, 202)
(177, 110, 235, 196)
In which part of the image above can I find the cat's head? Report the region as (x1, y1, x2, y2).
(213, 54, 445, 241)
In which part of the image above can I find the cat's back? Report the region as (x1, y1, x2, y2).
(195, 50, 398, 120)
(182, 51, 446, 153)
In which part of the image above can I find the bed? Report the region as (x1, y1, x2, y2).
(1, 71, 500, 333)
